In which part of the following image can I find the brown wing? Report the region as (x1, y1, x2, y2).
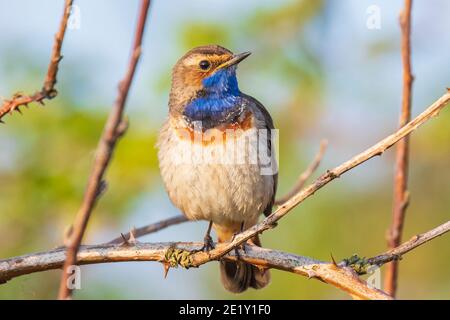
(241, 94, 278, 217)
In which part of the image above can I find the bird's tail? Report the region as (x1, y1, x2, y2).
(215, 225, 270, 293)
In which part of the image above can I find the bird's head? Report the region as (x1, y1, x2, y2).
(169, 45, 251, 121)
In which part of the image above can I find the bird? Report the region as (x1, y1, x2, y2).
(157, 45, 277, 293)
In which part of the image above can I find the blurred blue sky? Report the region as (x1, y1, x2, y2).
(0, 0, 449, 299)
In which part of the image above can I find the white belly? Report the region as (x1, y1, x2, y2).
(157, 122, 274, 226)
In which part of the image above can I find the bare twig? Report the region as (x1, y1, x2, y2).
(0, 0, 73, 123)
(3, 221, 448, 300)
(385, 0, 414, 297)
(185, 91, 450, 269)
(57, 0, 151, 299)
(0, 243, 389, 300)
(339, 220, 450, 276)
(107, 215, 189, 244)
(370, 220, 449, 267)
(274, 139, 328, 205)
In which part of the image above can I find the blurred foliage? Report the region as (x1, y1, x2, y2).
(0, 98, 159, 251)
(0, 0, 449, 300)
(181, 23, 231, 49)
(0, 61, 160, 298)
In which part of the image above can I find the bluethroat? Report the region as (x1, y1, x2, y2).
(157, 45, 277, 293)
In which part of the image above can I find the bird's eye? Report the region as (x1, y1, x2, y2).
(199, 60, 211, 70)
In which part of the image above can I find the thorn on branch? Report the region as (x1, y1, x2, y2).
(120, 227, 139, 246)
(120, 233, 129, 246)
(408, 234, 420, 243)
(163, 262, 171, 278)
(267, 222, 277, 229)
(115, 118, 129, 138)
(401, 191, 410, 211)
(326, 170, 339, 179)
(129, 227, 138, 244)
(330, 253, 337, 266)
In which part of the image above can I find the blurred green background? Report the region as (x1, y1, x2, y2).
(0, 0, 449, 299)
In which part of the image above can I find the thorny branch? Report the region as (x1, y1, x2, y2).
(386, 0, 414, 297)
(0, 0, 74, 123)
(1, 221, 448, 300)
(366, 220, 449, 269)
(57, 0, 151, 300)
(0, 243, 388, 300)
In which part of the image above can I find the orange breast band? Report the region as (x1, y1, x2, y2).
(174, 111, 254, 146)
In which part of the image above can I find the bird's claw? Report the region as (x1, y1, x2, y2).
(201, 234, 215, 252)
(230, 232, 247, 258)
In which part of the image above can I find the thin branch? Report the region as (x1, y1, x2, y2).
(184, 91, 450, 269)
(274, 139, 328, 205)
(3, 221, 447, 299)
(0, 0, 73, 123)
(0, 243, 390, 300)
(385, 0, 414, 297)
(107, 215, 189, 244)
(3, 220, 447, 299)
(368, 220, 449, 268)
(57, 0, 151, 299)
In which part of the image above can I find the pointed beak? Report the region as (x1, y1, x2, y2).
(217, 51, 251, 70)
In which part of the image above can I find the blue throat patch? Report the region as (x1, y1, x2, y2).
(183, 68, 243, 124)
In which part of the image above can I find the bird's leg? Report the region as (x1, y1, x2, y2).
(230, 222, 247, 259)
(201, 221, 214, 251)
(238, 221, 248, 253)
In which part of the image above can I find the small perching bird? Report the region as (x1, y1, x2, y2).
(157, 45, 277, 293)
